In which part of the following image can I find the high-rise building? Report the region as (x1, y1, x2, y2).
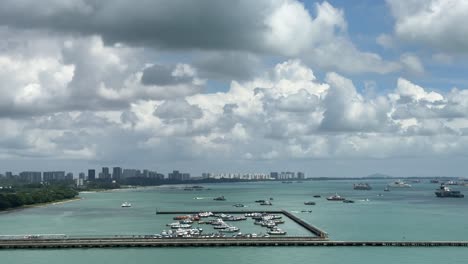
(112, 167, 122, 180)
(122, 169, 139, 178)
(270, 172, 279, 179)
(168, 170, 190, 181)
(297, 172, 305, 179)
(43, 171, 66, 182)
(66, 172, 74, 180)
(79, 172, 85, 179)
(5, 172, 13, 179)
(19, 171, 42, 183)
(101, 167, 110, 179)
(88, 169, 96, 181)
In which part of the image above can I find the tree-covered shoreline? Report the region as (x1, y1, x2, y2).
(0, 184, 79, 211)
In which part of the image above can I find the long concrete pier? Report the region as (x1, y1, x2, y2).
(156, 210, 328, 238)
(1, 237, 468, 249)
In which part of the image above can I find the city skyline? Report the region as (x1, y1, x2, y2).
(1, 1, 468, 177)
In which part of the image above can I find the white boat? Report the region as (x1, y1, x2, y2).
(219, 226, 240, 233)
(121, 202, 132, 207)
(326, 194, 345, 201)
(267, 227, 286, 235)
(388, 180, 411, 188)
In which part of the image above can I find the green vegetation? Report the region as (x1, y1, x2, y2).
(0, 185, 79, 211)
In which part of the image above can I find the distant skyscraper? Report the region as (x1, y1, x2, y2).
(88, 169, 96, 181)
(168, 170, 190, 181)
(297, 172, 305, 179)
(66, 172, 74, 180)
(102, 167, 110, 179)
(112, 167, 122, 180)
(43, 171, 65, 182)
(270, 172, 279, 179)
(79, 172, 85, 179)
(19, 171, 42, 183)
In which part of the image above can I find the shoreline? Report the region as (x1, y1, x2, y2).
(0, 197, 82, 214)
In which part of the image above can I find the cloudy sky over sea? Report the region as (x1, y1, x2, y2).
(1, 0, 468, 177)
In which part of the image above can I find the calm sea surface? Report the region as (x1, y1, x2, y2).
(1, 180, 468, 263)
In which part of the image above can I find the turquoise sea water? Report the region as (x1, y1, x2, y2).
(1, 180, 468, 263)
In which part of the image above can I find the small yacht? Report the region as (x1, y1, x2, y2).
(387, 180, 411, 188)
(121, 202, 132, 207)
(326, 194, 346, 201)
(219, 226, 240, 233)
(267, 227, 286, 235)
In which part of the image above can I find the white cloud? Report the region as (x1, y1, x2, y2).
(388, 0, 468, 53)
(400, 53, 425, 75)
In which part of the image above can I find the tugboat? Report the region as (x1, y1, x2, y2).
(326, 194, 346, 201)
(435, 185, 464, 198)
(213, 196, 226, 201)
(353, 183, 372, 190)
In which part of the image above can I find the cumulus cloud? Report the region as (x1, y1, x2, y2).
(154, 99, 203, 121)
(0, 0, 399, 75)
(400, 53, 425, 75)
(388, 0, 468, 53)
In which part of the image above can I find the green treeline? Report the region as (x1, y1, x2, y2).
(0, 185, 78, 211)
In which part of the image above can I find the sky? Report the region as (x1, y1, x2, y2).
(1, 0, 468, 178)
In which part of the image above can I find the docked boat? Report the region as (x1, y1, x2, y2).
(326, 194, 346, 201)
(384, 187, 390, 192)
(121, 202, 132, 207)
(219, 226, 240, 233)
(267, 227, 286, 235)
(353, 183, 372, 190)
(213, 196, 226, 201)
(430, 179, 440, 184)
(260, 200, 272, 206)
(435, 185, 464, 198)
(233, 204, 245, 208)
(313, 195, 321, 198)
(304, 201, 316, 205)
(387, 180, 411, 188)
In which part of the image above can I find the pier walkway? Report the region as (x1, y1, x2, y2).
(1, 237, 468, 249)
